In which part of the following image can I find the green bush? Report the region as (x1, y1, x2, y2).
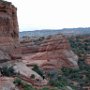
(23, 84, 35, 90)
(40, 87, 49, 90)
(30, 74, 35, 79)
(14, 78, 35, 90)
(13, 78, 22, 86)
(1, 66, 15, 76)
(32, 65, 44, 77)
(61, 67, 79, 76)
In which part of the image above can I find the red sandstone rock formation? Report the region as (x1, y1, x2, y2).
(0, 1, 20, 61)
(0, 1, 19, 43)
(39, 35, 70, 52)
(85, 54, 90, 65)
(21, 34, 78, 69)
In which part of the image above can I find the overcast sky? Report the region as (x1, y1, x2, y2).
(6, 0, 90, 31)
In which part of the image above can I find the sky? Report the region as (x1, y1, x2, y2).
(6, 0, 90, 31)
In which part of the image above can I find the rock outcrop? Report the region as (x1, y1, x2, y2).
(0, 1, 20, 61)
(0, 49, 10, 63)
(0, 77, 18, 90)
(13, 62, 48, 86)
(21, 34, 78, 69)
(85, 54, 90, 65)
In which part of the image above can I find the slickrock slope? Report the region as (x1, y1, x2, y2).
(14, 62, 43, 80)
(22, 35, 78, 69)
(13, 62, 48, 86)
(0, 1, 20, 61)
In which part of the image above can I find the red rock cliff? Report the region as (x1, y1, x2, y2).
(0, 1, 20, 61)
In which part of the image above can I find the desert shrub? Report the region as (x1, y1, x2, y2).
(61, 67, 82, 81)
(13, 78, 22, 86)
(48, 75, 68, 89)
(61, 67, 78, 76)
(40, 87, 49, 90)
(23, 84, 35, 90)
(30, 74, 35, 79)
(14, 78, 35, 90)
(32, 65, 44, 77)
(47, 70, 58, 81)
(49, 79, 67, 89)
(78, 59, 90, 72)
(1, 66, 15, 76)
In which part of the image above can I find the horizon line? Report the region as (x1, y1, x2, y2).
(19, 27, 90, 32)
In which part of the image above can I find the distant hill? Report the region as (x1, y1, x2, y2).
(19, 27, 90, 38)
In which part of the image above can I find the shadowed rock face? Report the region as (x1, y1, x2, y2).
(0, 1, 20, 61)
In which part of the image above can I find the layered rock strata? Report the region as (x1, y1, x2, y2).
(0, 1, 20, 61)
(21, 35, 78, 69)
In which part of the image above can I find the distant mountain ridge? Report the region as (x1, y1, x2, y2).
(19, 27, 90, 38)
